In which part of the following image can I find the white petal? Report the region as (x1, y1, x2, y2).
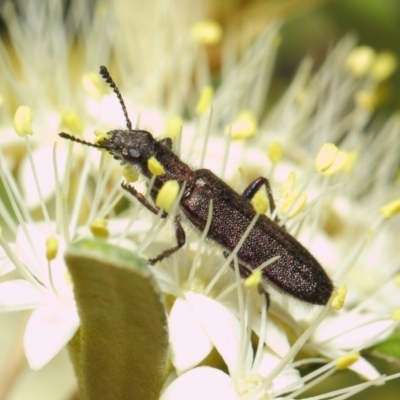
(0, 280, 46, 311)
(0, 244, 16, 276)
(349, 357, 380, 380)
(160, 367, 240, 400)
(185, 292, 251, 377)
(24, 305, 79, 370)
(18, 144, 67, 208)
(169, 298, 213, 374)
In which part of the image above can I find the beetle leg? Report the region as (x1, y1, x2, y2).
(148, 216, 186, 265)
(121, 181, 168, 218)
(242, 177, 283, 225)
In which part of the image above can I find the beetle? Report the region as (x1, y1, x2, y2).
(59, 65, 333, 306)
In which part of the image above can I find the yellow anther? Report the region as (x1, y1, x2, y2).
(331, 285, 347, 310)
(82, 72, 109, 99)
(336, 353, 360, 370)
(156, 180, 180, 213)
(345, 46, 375, 78)
(195, 86, 214, 115)
(394, 274, 400, 286)
(280, 172, 296, 199)
(370, 52, 397, 82)
(123, 165, 139, 182)
(90, 218, 109, 238)
(251, 190, 269, 215)
(244, 270, 262, 288)
(45, 236, 59, 261)
(14, 105, 33, 136)
(391, 309, 400, 321)
(380, 198, 400, 219)
(191, 20, 223, 45)
(95, 132, 109, 145)
(315, 143, 339, 173)
(279, 192, 307, 218)
(148, 157, 165, 176)
(165, 115, 183, 138)
(267, 141, 284, 164)
(354, 91, 376, 112)
(341, 151, 359, 175)
(60, 110, 83, 134)
(230, 110, 258, 140)
(323, 151, 347, 177)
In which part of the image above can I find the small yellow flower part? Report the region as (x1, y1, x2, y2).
(230, 110, 258, 140)
(95, 131, 109, 146)
(267, 141, 283, 164)
(341, 151, 359, 175)
(195, 86, 214, 115)
(82, 71, 109, 99)
(14, 105, 33, 136)
(354, 91, 376, 112)
(280, 172, 295, 199)
(336, 353, 360, 370)
(156, 180, 180, 213)
(191, 20, 223, 45)
(323, 151, 347, 177)
(244, 270, 262, 288)
(123, 165, 139, 182)
(380, 198, 400, 219)
(331, 285, 348, 310)
(315, 143, 338, 173)
(280, 192, 307, 218)
(90, 218, 109, 238)
(148, 157, 165, 176)
(45, 236, 59, 261)
(251, 190, 269, 215)
(165, 115, 183, 138)
(391, 309, 400, 321)
(370, 52, 398, 82)
(345, 46, 375, 78)
(394, 274, 400, 286)
(61, 110, 83, 134)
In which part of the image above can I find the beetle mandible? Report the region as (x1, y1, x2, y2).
(59, 66, 333, 306)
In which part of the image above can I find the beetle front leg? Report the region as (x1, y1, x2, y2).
(121, 181, 167, 218)
(148, 216, 186, 265)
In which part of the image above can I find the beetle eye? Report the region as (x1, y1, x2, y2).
(128, 148, 140, 158)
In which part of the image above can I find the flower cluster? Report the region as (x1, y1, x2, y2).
(1, 1, 400, 399)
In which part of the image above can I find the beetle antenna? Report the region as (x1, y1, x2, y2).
(99, 65, 133, 131)
(59, 132, 103, 148)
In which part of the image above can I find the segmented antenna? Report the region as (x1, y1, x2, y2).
(99, 66, 133, 131)
(58, 132, 103, 148)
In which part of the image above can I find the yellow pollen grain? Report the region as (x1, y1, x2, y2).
(123, 165, 139, 182)
(267, 141, 283, 164)
(229, 110, 258, 140)
(280, 192, 306, 218)
(391, 309, 400, 321)
(14, 105, 33, 137)
(370, 52, 397, 82)
(61, 110, 83, 134)
(191, 20, 223, 45)
(315, 143, 338, 173)
(323, 151, 348, 177)
(82, 72, 109, 99)
(195, 86, 214, 115)
(331, 285, 348, 310)
(354, 91, 376, 112)
(90, 218, 109, 238)
(336, 353, 360, 370)
(165, 115, 183, 138)
(380, 198, 400, 219)
(45, 236, 59, 261)
(280, 172, 295, 199)
(342, 151, 359, 175)
(251, 190, 269, 215)
(345, 46, 375, 78)
(148, 157, 165, 176)
(156, 180, 180, 213)
(244, 270, 262, 288)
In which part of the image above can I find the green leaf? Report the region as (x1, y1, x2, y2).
(371, 329, 400, 362)
(65, 239, 169, 400)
